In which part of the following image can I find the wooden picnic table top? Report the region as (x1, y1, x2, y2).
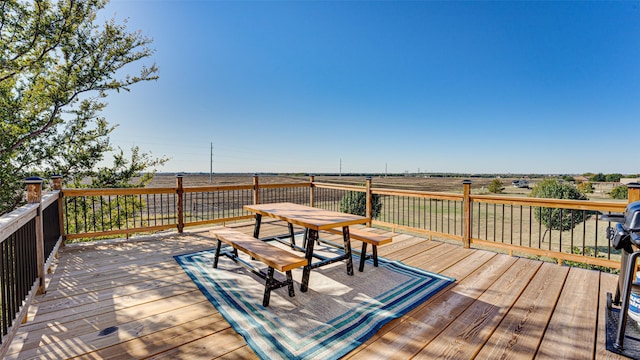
(243, 202, 369, 231)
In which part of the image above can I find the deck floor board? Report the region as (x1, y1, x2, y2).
(6, 221, 629, 359)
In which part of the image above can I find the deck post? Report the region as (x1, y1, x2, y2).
(253, 174, 260, 205)
(51, 175, 66, 246)
(628, 182, 640, 203)
(366, 176, 372, 227)
(26, 177, 46, 294)
(462, 180, 472, 249)
(309, 175, 315, 207)
(176, 174, 184, 233)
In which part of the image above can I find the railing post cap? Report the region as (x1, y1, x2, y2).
(50, 174, 62, 179)
(176, 173, 184, 178)
(628, 182, 640, 189)
(462, 179, 472, 184)
(24, 176, 44, 183)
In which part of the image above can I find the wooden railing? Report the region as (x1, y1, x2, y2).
(468, 195, 626, 268)
(0, 177, 63, 353)
(1, 174, 637, 351)
(57, 175, 635, 269)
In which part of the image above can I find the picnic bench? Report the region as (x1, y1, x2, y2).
(325, 227, 392, 272)
(211, 228, 308, 307)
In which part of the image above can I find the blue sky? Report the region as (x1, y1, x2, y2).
(99, 1, 640, 175)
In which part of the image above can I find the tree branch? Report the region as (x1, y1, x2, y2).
(9, 103, 61, 152)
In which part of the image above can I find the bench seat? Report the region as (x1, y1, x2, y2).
(325, 227, 392, 272)
(211, 228, 308, 307)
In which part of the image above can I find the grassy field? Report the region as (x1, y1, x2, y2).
(146, 173, 533, 195)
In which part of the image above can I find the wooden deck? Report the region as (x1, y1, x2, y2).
(5, 220, 629, 359)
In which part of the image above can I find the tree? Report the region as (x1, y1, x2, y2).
(590, 173, 606, 182)
(576, 181, 594, 194)
(339, 191, 382, 219)
(488, 178, 504, 194)
(605, 173, 623, 183)
(530, 179, 591, 241)
(1, 0, 163, 215)
(610, 185, 628, 200)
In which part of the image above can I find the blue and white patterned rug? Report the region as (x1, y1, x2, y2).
(175, 245, 454, 360)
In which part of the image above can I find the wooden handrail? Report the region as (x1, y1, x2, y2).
(313, 182, 364, 192)
(62, 187, 176, 196)
(183, 184, 253, 192)
(471, 194, 626, 212)
(372, 188, 463, 200)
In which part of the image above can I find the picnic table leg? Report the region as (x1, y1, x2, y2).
(300, 228, 317, 292)
(342, 226, 354, 276)
(253, 214, 262, 238)
(372, 245, 379, 267)
(302, 228, 309, 248)
(288, 223, 296, 248)
(213, 239, 222, 268)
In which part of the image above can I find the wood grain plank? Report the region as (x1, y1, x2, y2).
(374, 238, 411, 255)
(7, 299, 215, 357)
(349, 248, 497, 357)
(475, 262, 570, 359)
(536, 267, 600, 359)
(348, 252, 516, 359)
(412, 258, 542, 359)
(94, 317, 237, 360)
(43, 264, 193, 301)
(26, 283, 200, 325)
(144, 328, 250, 360)
(215, 345, 260, 360)
(404, 243, 474, 274)
(8, 309, 227, 359)
(383, 239, 443, 262)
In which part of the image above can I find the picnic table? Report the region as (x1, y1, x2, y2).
(243, 202, 369, 292)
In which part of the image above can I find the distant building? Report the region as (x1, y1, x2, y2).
(593, 182, 619, 194)
(621, 178, 640, 185)
(574, 176, 589, 183)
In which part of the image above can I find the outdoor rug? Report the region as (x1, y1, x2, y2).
(174, 243, 455, 360)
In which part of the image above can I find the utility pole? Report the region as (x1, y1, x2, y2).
(210, 142, 213, 184)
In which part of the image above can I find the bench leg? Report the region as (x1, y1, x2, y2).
(286, 270, 295, 297)
(359, 242, 368, 272)
(213, 239, 222, 268)
(372, 245, 379, 267)
(342, 226, 354, 276)
(263, 267, 275, 307)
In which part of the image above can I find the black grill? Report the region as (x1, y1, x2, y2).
(603, 187, 640, 358)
